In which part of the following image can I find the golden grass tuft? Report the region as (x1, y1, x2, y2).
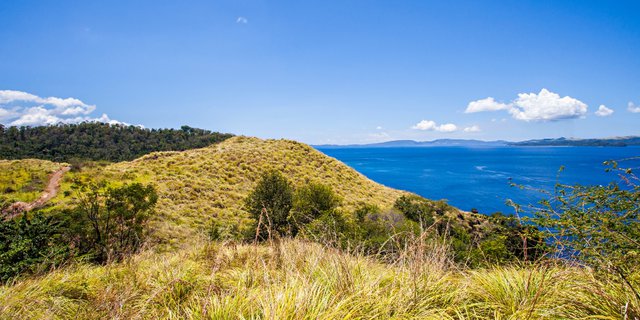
(0, 238, 637, 319)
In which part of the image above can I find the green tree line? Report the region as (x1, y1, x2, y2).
(0, 123, 233, 162)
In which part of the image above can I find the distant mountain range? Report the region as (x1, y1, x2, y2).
(509, 136, 640, 147)
(315, 136, 640, 148)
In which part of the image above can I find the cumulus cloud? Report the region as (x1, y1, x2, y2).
(628, 101, 640, 113)
(0, 90, 124, 126)
(463, 125, 481, 132)
(412, 120, 457, 132)
(467, 89, 589, 122)
(509, 89, 588, 121)
(465, 97, 510, 113)
(236, 17, 248, 24)
(595, 105, 614, 117)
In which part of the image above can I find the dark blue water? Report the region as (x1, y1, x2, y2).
(316, 147, 640, 215)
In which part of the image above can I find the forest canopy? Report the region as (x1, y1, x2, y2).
(0, 123, 233, 162)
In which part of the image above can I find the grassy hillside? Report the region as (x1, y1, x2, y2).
(45, 136, 411, 246)
(3, 136, 486, 246)
(1, 137, 638, 319)
(0, 159, 64, 203)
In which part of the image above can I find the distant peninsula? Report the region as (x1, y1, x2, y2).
(315, 136, 640, 148)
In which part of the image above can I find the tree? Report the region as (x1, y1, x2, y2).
(0, 122, 233, 162)
(244, 171, 294, 240)
(522, 160, 640, 300)
(70, 181, 158, 263)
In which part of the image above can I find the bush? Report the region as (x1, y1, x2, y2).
(393, 195, 443, 230)
(68, 180, 158, 263)
(522, 161, 640, 299)
(244, 171, 294, 239)
(290, 182, 341, 234)
(0, 211, 69, 282)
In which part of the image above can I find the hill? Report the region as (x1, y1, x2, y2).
(34, 136, 410, 245)
(0, 159, 64, 204)
(1, 136, 637, 319)
(4, 136, 489, 247)
(508, 136, 640, 147)
(0, 123, 233, 162)
(315, 136, 640, 148)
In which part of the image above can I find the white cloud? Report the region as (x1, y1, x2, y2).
(463, 125, 481, 132)
(412, 120, 457, 132)
(509, 89, 588, 121)
(0, 90, 124, 126)
(437, 123, 458, 132)
(0, 107, 17, 120)
(465, 97, 510, 113)
(595, 105, 614, 117)
(467, 89, 588, 122)
(236, 17, 248, 24)
(628, 101, 640, 113)
(412, 120, 436, 130)
(376, 126, 383, 130)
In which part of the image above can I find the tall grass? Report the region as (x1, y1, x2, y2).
(1, 237, 637, 319)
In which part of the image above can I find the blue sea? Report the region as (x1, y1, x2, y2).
(316, 146, 640, 215)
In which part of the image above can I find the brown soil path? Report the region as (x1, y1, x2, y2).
(2, 166, 70, 219)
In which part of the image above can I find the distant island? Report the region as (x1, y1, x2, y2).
(315, 136, 640, 148)
(509, 136, 640, 147)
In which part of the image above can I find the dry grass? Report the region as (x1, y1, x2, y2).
(0, 238, 637, 319)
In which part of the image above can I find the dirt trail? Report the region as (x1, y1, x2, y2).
(2, 166, 70, 218)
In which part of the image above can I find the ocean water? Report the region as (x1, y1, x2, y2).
(316, 146, 640, 215)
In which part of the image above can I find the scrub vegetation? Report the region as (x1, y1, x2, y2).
(0, 136, 638, 319)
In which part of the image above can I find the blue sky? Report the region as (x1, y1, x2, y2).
(1, 0, 639, 144)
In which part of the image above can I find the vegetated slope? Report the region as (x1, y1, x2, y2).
(1, 166, 70, 219)
(55, 136, 410, 245)
(0, 159, 64, 204)
(0, 239, 634, 319)
(0, 123, 233, 162)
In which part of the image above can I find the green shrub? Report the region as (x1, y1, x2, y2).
(522, 161, 640, 299)
(68, 180, 158, 263)
(0, 211, 69, 282)
(393, 195, 440, 230)
(244, 171, 294, 239)
(291, 182, 341, 234)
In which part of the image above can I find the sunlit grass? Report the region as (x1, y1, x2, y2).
(0, 159, 63, 203)
(0, 238, 637, 319)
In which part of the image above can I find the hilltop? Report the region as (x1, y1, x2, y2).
(3, 136, 490, 247)
(34, 136, 409, 245)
